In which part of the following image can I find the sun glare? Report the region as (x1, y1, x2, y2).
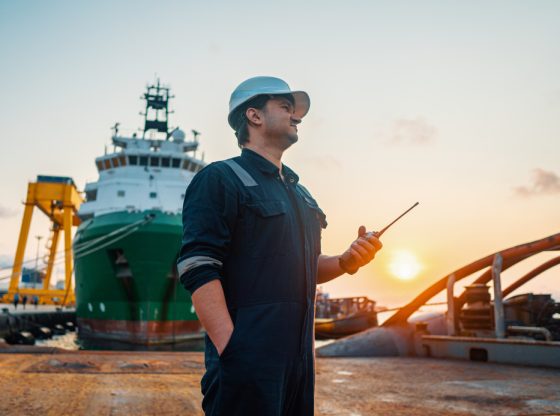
(388, 250, 422, 281)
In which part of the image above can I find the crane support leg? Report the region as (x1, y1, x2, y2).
(8, 204, 34, 294)
(43, 226, 60, 291)
(62, 203, 73, 304)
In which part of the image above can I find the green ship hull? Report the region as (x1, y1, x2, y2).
(73, 210, 201, 345)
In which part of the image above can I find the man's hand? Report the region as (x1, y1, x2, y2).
(339, 226, 383, 275)
(191, 279, 234, 356)
(215, 328, 234, 356)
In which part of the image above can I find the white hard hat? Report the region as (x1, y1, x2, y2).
(228, 76, 310, 129)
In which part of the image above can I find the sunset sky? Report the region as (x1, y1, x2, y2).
(1, 1, 559, 308)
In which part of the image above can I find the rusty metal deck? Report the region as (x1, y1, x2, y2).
(0, 348, 559, 415)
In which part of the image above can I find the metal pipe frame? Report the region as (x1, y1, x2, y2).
(383, 233, 560, 327)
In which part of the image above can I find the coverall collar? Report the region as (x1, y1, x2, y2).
(241, 148, 300, 184)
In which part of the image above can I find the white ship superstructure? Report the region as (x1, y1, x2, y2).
(79, 81, 204, 219)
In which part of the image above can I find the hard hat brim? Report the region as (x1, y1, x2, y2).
(291, 90, 311, 119)
(228, 90, 310, 129)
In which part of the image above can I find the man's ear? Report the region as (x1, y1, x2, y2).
(246, 107, 264, 127)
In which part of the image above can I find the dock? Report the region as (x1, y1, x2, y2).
(0, 347, 559, 415)
(0, 304, 75, 344)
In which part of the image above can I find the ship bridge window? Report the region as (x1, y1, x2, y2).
(96, 161, 104, 171)
(103, 159, 112, 170)
(172, 158, 181, 168)
(149, 192, 157, 198)
(182, 160, 191, 170)
(85, 189, 97, 201)
(117, 190, 125, 197)
(150, 157, 160, 167)
(119, 155, 127, 166)
(129, 155, 138, 165)
(161, 157, 170, 168)
(111, 157, 120, 167)
(139, 156, 148, 166)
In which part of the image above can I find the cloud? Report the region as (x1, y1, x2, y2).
(0, 205, 17, 218)
(389, 117, 437, 145)
(514, 168, 560, 197)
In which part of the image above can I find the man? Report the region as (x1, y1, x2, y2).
(178, 76, 382, 415)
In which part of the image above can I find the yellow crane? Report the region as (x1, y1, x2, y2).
(2, 176, 83, 306)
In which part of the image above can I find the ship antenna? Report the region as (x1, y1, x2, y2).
(192, 129, 200, 142)
(141, 79, 173, 139)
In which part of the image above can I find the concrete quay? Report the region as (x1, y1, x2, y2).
(0, 304, 75, 313)
(0, 303, 75, 343)
(0, 346, 559, 415)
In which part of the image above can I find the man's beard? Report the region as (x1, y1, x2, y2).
(279, 133, 298, 150)
(287, 132, 299, 144)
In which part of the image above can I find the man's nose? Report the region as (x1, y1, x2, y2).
(291, 115, 302, 125)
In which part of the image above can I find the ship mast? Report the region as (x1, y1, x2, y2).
(141, 79, 174, 139)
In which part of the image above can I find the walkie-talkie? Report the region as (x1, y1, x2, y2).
(339, 202, 419, 274)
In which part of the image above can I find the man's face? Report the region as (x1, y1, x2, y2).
(261, 96, 301, 149)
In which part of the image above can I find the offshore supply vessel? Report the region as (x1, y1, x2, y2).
(74, 81, 204, 346)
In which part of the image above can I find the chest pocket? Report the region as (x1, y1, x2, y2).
(244, 200, 291, 258)
(296, 185, 327, 228)
(295, 185, 327, 255)
(306, 202, 327, 229)
(247, 200, 286, 217)
(305, 200, 327, 253)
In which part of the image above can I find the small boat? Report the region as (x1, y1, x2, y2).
(315, 294, 378, 339)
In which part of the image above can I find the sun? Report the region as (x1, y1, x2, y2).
(388, 250, 422, 281)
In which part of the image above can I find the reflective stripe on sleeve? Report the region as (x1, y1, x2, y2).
(177, 256, 223, 277)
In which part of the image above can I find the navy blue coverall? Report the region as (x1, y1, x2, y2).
(178, 148, 327, 415)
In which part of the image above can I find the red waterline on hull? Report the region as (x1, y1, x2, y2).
(78, 318, 203, 345)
